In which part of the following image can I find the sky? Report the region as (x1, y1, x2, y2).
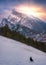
(0, 0, 46, 22)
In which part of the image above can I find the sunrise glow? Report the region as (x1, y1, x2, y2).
(15, 4, 46, 21)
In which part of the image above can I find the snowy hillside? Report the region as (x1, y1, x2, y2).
(0, 36, 46, 65)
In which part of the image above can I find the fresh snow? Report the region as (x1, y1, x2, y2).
(0, 36, 46, 65)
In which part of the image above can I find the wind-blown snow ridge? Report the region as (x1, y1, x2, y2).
(0, 36, 46, 65)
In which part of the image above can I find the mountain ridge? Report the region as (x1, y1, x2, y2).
(0, 10, 46, 40)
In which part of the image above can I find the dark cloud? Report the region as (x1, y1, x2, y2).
(34, 0, 46, 4)
(0, 0, 46, 21)
(0, 0, 46, 13)
(33, 0, 46, 6)
(0, 0, 46, 6)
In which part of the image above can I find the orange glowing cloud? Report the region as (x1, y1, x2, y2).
(14, 4, 46, 21)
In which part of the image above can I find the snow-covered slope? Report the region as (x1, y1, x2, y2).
(0, 36, 46, 65)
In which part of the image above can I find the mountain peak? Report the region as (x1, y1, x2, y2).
(0, 10, 46, 33)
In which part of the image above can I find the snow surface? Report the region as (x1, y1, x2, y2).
(0, 36, 46, 65)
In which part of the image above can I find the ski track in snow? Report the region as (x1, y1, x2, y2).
(0, 36, 46, 65)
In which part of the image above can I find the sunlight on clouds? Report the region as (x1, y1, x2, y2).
(15, 4, 46, 21)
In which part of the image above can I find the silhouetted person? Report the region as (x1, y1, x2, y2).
(30, 57, 33, 62)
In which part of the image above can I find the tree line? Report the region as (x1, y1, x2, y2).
(0, 25, 46, 52)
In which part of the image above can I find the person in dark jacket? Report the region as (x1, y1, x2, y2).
(30, 57, 33, 62)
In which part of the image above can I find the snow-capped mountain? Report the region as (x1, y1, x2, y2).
(12, 10, 46, 32)
(0, 10, 46, 37)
